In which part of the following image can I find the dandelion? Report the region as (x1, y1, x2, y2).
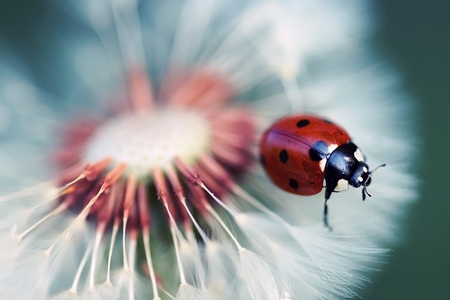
(0, 0, 417, 299)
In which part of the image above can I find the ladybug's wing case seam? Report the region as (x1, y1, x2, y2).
(271, 130, 330, 158)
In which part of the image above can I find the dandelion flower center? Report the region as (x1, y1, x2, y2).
(83, 109, 211, 178)
(16, 67, 258, 299)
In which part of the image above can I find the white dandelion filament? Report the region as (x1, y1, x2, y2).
(70, 242, 93, 294)
(137, 183, 160, 300)
(89, 223, 105, 289)
(122, 173, 137, 272)
(128, 236, 138, 300)
(15, 202, 68, 242)
(106, 215, 120, 284)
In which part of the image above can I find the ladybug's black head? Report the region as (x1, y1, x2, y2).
(349, 162, 385, 200)
(349, 162, 370, 188)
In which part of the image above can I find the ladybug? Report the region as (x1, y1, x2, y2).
(259, 114, 384, 230)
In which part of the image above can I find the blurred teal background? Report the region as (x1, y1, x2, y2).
(366, 1, 450, 299)
(0, 0, 449, 299)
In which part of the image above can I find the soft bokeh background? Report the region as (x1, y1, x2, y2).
(0, 0, 449, 299)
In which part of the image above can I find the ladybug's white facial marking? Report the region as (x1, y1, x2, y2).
(319, 143, 339, 172)
(335, 178, 349, 192)
(328, 143, 338, 154)
(319, 158, 327, 172)
(354, 148, 365, 162)
(83, 109, 211, 179)
(317, 143, 339, 172)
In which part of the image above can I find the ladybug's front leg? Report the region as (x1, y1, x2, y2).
(323, 185, 335, 231)
(323, 198, 333, 231)
(323, 175, 339, 231)
(323, 199, 333, 231)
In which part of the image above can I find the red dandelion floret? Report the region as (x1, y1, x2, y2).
(47, 66, 257, 295)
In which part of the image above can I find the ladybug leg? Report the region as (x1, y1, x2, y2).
(323, 180, 338, 231)
(323, 195, 333, 231)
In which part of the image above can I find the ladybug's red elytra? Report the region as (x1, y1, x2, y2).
(259, 114, 384, 230)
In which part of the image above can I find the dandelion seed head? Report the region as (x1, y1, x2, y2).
(83, 109, 212, 178)
(0, 0, 418, 299)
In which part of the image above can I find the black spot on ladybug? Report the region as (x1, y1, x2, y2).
(279, 149, 288, 163)
(309, 140, 329, 161)
(289, 178, 299, 190)
(296, 119, 310, 128)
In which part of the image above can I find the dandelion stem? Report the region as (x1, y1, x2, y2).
(122, 174, 137, 272)
(89, 223, 105, 288)
(70, 241, 93, 294)
(17, 202, 67, 242)
(61, 158, 112, 191)
(122, 216, 130, 271)
(137, 182, 160, 299)
(180, 199, 209, 243)
(200, 182, 237, 217)
(143, 232, 160, 300)
(0, 180, 55, 203)
(154, 167, 187, 284)
(106, 222, 119, 284)
(233, 185, 291, 228)
(160, 286, 177, 300)
(169, 221, 187, 284)
(128, 234, 138, 300)
(205, 204, 242, 250)
(167, 164, 209, 242)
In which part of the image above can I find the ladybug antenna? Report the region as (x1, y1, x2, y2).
(370, 163, 386, 174)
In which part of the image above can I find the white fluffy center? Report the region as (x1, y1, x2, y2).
(83, 109, 211, 178)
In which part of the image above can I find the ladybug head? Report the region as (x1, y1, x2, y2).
(349, 162, 386, 200)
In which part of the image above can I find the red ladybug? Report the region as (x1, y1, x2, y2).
(259, 114, 384, 230)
